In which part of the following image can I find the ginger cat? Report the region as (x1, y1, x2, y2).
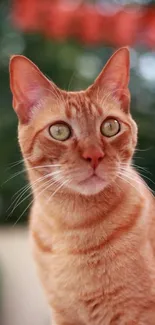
(10, 48, 155, 325)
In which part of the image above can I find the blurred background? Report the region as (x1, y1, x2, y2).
(1, 0, 155, 324)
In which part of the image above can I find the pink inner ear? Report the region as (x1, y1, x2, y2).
(87, 47, 130, 111)
(10, 55, 56, 124)
(13, 83, 44, 124)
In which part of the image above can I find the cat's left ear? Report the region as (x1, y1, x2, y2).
(87, 47, 130, 113)
(9, 55, 60, 124)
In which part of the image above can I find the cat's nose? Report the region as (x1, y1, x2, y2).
(82, 147, 104, 169)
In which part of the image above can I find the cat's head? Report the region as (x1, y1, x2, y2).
(9, 48, 137, 196)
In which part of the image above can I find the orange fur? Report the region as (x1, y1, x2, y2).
(10, 48, 155, 324)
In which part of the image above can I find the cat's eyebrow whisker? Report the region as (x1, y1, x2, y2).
(12, 175, 68, 227)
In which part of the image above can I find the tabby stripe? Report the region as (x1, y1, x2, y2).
(64, 191, 126, 230)
(107, 285, 125, 298)
(110, 313, 124, 324)
(28, 156, 46, 167)
(70, 202, 143, 255)
(33, 231, 52, 253)
(25, 127, 46, 155)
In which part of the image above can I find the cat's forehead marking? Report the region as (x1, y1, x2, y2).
(65, 99, 80, 119)
(65, 93, 102, 120)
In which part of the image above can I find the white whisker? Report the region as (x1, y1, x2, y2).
(118, 173, 141, 193)
(7, 170, 62, 211)
(6, 156, 31, 169)
(121, 162, 151, 175)
(135, 147, 152, 153)
(46, 178, 71, 206)
(12, 175, 67, 226)
(120, 167, 155, 195)
(3, 165, 62, 185)
(8, 171, 64, 217)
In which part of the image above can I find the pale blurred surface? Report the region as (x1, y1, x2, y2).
(0, 227, 50, 325)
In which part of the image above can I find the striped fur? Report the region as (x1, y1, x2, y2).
(10, 48, 155, 324)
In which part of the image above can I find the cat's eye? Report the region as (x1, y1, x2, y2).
(101, 118, 120, 137)
(49, 123, 71, 141)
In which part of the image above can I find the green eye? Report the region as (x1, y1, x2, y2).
(49, 123, 71, 141)
(101, 119, 120, 137)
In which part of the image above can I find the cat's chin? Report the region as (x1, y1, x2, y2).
(69, 175, 107, 196)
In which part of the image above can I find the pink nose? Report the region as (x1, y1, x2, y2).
(82, 147, 104, 169)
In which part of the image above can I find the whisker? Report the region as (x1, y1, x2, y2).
(67, 71, 76, 91)
(6, 183, 31, 214)
(6, 156, 31, 170)
(46, 178, 71, 206)
(11, 169, 62, 203)
(121, 163, 151, 175)
(119, 166, 155, 195)
(135, 147, 153, 152)
(2, 165, 62, 185)
(122, 167, 155, 189)
(118, 173, 141, 194)
(12, 175, 67, 226)
(7, 174, 50, 215)
(7, 171, 63, 217)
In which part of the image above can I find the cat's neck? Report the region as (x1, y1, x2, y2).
(31, 167, 146, 229)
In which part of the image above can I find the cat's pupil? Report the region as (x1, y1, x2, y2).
(57, 127, 62, 135)
(108, 122, 112, 130)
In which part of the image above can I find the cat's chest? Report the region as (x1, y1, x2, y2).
(33, 241, 155, 325)
(32, 226, 135, 298)
(31, 214, 140, 291)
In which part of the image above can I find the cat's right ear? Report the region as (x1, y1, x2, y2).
(9, 55, 59, 124)
(86, 47, 130, 113)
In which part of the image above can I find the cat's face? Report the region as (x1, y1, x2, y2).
(10, 48, 137, 196)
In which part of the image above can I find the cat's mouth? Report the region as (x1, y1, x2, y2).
(78, 174, 104, 186)
(69, 172, 107, 195)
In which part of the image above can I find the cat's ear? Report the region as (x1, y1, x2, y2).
(87, 47, 130, 112)
(9, 55, 59, 124)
